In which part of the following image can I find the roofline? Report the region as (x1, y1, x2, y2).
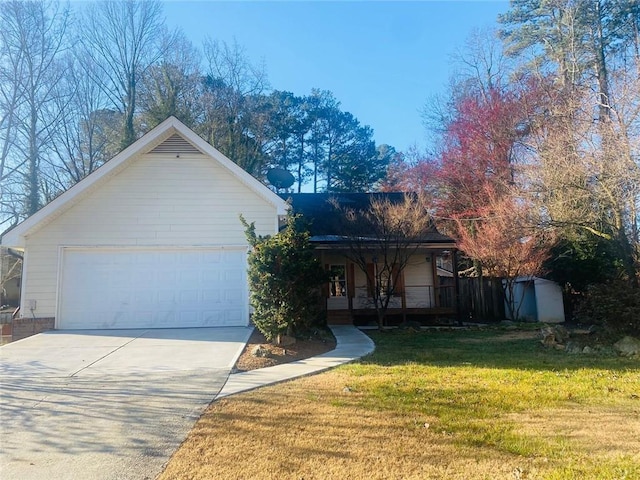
(1, 117, 288, 247)
(311, 241, 458, 250)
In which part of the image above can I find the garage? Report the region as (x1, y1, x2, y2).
(58, 247, 248, 329)
(1, 117, 288, 334)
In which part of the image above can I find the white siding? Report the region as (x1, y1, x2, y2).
(21, 153, 279, 318)
(404, 256, 435, 308)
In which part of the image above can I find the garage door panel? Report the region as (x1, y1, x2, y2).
(202, 290, 220, 303)
(224, 289, 242, 302)
(58, 248, 248, 329)
(179, 290, 199, 303)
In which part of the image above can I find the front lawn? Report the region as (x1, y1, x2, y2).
(158, 327, 640, 480)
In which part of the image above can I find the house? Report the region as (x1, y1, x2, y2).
(0, 117, 288, 334)
(285, 193, 459, 326)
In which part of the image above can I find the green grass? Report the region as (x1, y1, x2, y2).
(161, 326, 639, 480)
(340, 328, 640, 477)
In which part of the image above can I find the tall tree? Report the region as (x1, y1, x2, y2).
(42, 53, 120, 193)
(330, 123, 386, 193)
(501, 0, 640, 284)
(305, 89, 334, 193)
(79, 0, 174, 149)
(0, 0, 69, 222)
(138, 32, 202, 129)
(199, 38, 270, 176)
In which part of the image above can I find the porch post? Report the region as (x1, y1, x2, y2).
(431, 252, 439, 307)
(453, 249, 462, 325)
(347, 261, 355, 315)
(320, 250, 328, 321)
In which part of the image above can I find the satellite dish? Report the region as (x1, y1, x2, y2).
(267, 168, 295, 189)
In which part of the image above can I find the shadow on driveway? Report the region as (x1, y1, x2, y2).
(0, 327, 251, 480)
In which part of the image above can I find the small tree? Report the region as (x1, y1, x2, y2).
(335, 193, 435, 330)
(241, 212, 327, 342)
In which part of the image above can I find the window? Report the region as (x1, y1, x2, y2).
(367, 263, 402, 298)
(328, 265, 347, 297)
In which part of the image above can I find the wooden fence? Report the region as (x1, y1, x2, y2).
(458, 277, 505, 321)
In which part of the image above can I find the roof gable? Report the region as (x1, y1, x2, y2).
(2, 117, 288, 247)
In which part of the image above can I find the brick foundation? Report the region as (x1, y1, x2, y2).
(11, 317, 55, 341)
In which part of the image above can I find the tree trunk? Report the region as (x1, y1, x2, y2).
(593, 0, 612, 123)
(28, 103, 40, 215)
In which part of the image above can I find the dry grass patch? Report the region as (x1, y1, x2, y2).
(159, 328, 640, 480)
(509, 406, 640, 459)
(159, 374, 544, 480)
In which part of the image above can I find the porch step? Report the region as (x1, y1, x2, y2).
(327, 310, 353, 325)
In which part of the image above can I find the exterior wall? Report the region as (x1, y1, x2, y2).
(351, 267, 399, 309)
(403, 256, 435, 308)
(21, 153, 279, 319)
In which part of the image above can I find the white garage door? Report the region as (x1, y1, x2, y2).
(58, 248, 248, 329)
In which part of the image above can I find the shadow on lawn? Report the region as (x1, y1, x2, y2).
(360, 329, 639, 372)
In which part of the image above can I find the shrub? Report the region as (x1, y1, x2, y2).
(241, 212, 327, 342)
(574, 281, 640, 336)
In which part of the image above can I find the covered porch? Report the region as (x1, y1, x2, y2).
(320, 250, 459, 326)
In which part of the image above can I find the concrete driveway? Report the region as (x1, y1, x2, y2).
(0, 327, 252, 480)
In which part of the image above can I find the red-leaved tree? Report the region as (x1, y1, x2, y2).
(453, 189, 553, 320)
(434, 85, 537, 220)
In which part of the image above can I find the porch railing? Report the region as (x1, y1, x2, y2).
(403, 285, 456, 309)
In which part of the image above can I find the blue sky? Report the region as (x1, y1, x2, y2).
(163, 1, 510, 153)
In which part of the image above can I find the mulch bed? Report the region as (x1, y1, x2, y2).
(234, 328, 337, 372)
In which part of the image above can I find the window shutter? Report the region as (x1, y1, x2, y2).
(392, 265, 404, 297)
(347, 263, 355, 298)
(324, 264, 330, 298)
(366, 263, 375, 297)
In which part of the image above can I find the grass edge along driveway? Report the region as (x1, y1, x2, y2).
(158, 327, 640, 480)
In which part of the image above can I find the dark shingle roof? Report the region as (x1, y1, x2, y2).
(281, 193, 455, 245)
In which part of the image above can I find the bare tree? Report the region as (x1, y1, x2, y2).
(39, 52, 121, 195)
(0, 247, 21, 306)
(527, 76, 640, 285)
(138, 31, 202, 129)
(452, 27, 514, 100)
(334, 193, 436, 329)
(199, 38, 270, 175)
(0, 0, 69, 228)
(79, 0, 175, 149)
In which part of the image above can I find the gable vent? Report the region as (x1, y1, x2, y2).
(149, 134, 203, 155)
